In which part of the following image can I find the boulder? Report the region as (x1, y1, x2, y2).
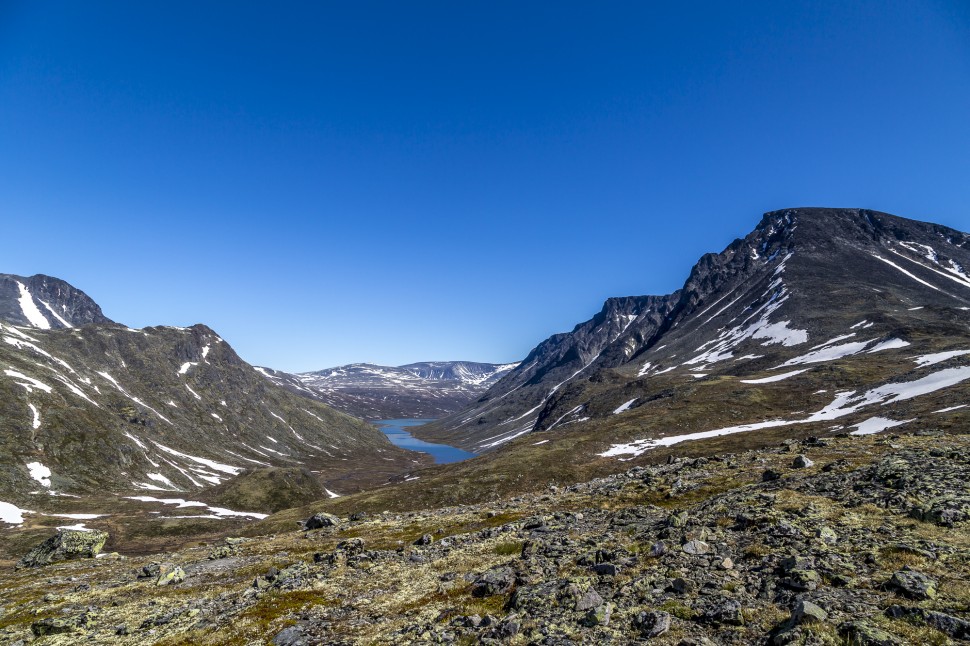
(471, 565, 516, 597)
(634, 610, 671, 638)
(154, 562, 186, 586)
(682, 539, 710, 555)
(790, 599, 828, 625)
(888, 569, 937, 600)
(304, 512, 341, 529)
(17, 529, 108, 568)
(839, 621, 901, 646)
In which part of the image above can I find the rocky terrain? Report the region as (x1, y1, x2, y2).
(258, 361, 518, 420)
(0, 430, 967, 644)
(416, 208, 970, 454)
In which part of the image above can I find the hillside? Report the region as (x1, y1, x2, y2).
(0, 274, 424, 556)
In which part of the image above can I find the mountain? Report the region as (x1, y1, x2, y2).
(0, 274, 113, 329)
(0, 274, 423, 554)
(415, 208, 970, 463)
(256, 361, 519, 420)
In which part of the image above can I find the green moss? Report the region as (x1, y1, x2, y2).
(659, 600, 694, 621)
(492, 541, 525, 556)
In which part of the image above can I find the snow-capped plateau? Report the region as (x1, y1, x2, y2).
(256, 361, 519, 420)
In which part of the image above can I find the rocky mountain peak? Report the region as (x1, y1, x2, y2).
(0, 273, 113, 329)
(415, 207, 970, 452)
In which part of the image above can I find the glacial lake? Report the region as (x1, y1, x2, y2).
(374, 419, 475, 464)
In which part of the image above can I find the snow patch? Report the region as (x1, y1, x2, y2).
(38, 300, 73, 327)
(850, 416, 914, 435)
(913, 350, 970, 367)
(866, 338, 911, 353)
(4, 369, 53, 393)
(153, 443, 242, 475)
(26, 462, 51, 487)
(778, 340, 875, 367)
(613, 398, 637, 414)
(0, 501, 33, 524)
(934, 405, 966, 413)
(28, 403, 40, 429)
(16, 282, 50, 329)
(870, 254, 940, 291)
(56, 523, 93, 532)
(740, 369, 809, 384)
(147, 473, 178, 489)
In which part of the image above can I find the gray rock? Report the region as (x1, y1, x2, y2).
(591, 563, 619, 576)
(671, 577, 695, 594)
(791, 599, 828, 625)
(635, 610, 672, 638)
(574, 589, 603, 612)
(272, 625, 307, 646)
(17, 529, 108, 568)
(31, 617, 76, 637)
(154, 562, 186, 586)
(583, 601, 614, 626)
(839, 621, 901, 645)
(304, 512, 341, 529)
(471, 566, 516, 597)
(792, 455, 814, 468)
(884, 605, 970, 639)
(682, 539, 710, 555)
(888, 569, 937, 599)
(703, 599, 744, 626)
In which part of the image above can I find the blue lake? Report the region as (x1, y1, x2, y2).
(374, 419, 475, 464)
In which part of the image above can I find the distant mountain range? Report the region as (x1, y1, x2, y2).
(255, 361, 519, 420)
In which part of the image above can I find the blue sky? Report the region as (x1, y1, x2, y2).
(2, 1, 969, 372)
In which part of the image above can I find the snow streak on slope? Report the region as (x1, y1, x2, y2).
(16, 282, 51, 329)
(600, 365, 970, 458)
(684, 254, 808, 369)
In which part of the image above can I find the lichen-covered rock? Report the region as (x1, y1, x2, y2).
(634, 610, 671, 638)
(583, 601, 614, 626)
(17, 529, 108, 568)
(887, 569, 937, 599)
(839, 621, 901, 645)
(471, 565, 516, 597)
(304, 512, 341, 529)
(791, 599, 828, 625)
(154, 562, 186, 586)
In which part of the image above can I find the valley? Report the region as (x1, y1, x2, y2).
(1, 207, 968, 645)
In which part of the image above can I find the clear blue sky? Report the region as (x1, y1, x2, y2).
(2, 1, 969, 372)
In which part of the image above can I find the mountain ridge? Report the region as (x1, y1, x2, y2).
(415, 207, 970, 452)
(0, 275, 426, 555)
(257, 360, 518, 420)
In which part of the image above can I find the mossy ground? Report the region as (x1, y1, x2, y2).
(0, 431, 967, 644)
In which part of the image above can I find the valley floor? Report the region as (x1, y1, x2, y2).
(1, 430, 969, 645)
